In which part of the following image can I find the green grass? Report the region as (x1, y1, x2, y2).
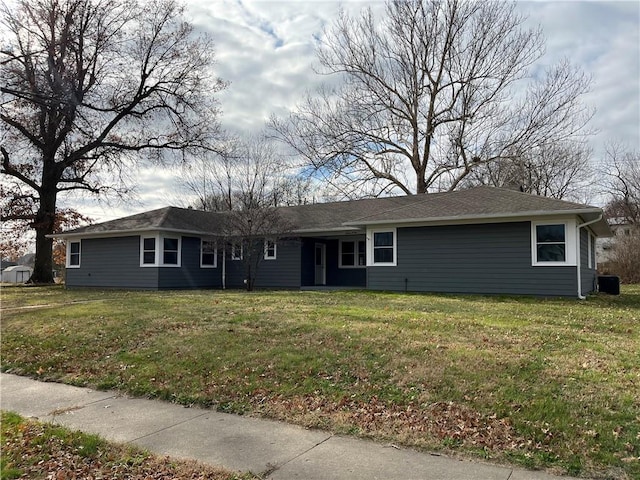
(2, 285, 639, 479)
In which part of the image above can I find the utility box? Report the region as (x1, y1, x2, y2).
(598, 275, 620, 295)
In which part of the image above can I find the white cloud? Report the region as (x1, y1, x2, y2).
(58, 0, 640, 224)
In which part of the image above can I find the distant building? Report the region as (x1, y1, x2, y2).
(596, 218, 636, 271)
(1, 265, 33, 283)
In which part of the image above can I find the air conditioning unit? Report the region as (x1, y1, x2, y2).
(598, 275, 620, 295)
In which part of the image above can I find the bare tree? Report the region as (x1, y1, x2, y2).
(0, 0, 225, 283)
(600, 143, 640, 283)
(463, 141, 593, 200)
(270, 0, 592, 198)
(602, 143, 640, 225)
(180, 136, 298, 290)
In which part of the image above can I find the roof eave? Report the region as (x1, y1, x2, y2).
(344, 208, 612, 235)
(48, 226, 220, 240)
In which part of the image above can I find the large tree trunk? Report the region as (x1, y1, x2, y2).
(30, 187, 57, 284)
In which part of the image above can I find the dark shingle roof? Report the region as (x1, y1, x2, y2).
(56, 187, 611, 238)
(344, 187, 603, 224)
(60, 207, 224, 236)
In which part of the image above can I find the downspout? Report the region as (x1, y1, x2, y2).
(222, 245, 226, 290)
(576, 214, 603, 300)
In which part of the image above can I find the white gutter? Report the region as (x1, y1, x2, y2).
(576, 213, 603, 300)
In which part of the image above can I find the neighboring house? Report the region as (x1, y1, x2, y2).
(52, 187, 611, 297)
(1, 265, 33, 283)
(596, 218, 635, 269)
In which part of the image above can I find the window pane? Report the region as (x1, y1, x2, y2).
(341, 241, 354, 266)
(374, 248, 393, 263)
(164, 251, 178, 264)
(143, 251, 155, 264)
(70, 242, 80, 254)
(143, 238, 155, 250)
(537, 244, 566, 262)
(536, 224, 565, 243)
(358, 241, 366, 265)
(202, 253, 215, 265)
(164, 238, 178, 251)
(374, 232, 393, 247)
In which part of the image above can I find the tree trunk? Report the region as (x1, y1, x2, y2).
(30, 187, 57, 284)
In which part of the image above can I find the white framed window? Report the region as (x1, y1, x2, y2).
(531, 220, 576, 266)
(231, 242, 243, 260)
(367, 228, 397, 266)
(339, 239, 366, 268)
(587, 232, 593, 269)
(141, 236, 157, 265)
(140, 234, 181, 267)
(201, 240, 217, 268)
(66, 241, 81, 268)
(264, 239, 277, 260)
(163, 237, 179, 265)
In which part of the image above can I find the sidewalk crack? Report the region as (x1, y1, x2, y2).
(126, 411, 209, 444)
(260, 434, 333, 479)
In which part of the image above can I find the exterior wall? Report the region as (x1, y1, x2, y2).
(66, 235, 222, 289)
(158, 236, 222, 289)
(367, 222, 578, 297)
(580, 229, 597, 295)
(224, 239, 302, 289)
(300, 238, 366, 287)
(66, 236, 159, 289)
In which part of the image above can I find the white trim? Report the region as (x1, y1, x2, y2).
(587, 232, 593, 269)
(66, 240, 81, 268)
(531, 219, 576, 267)
(367, 227, 397, 267)
(140, 234, 182, 267)
(200, 239, 217, 268)
(339, 239, 366, 268)
(264, 239, 277, 260)
(140, 235, 159, 266)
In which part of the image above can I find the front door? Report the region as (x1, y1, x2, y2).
(314, 243, 326, 285)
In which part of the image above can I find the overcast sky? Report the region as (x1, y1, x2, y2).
(75, 0, 640, 223)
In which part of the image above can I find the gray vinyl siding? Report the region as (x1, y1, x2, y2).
(66, 235, 222, 290)
(580, 229, 597, 294)
(255, 239, 301, 288)
(367, 222, 578, 297)
(158, 236, 222, 289)
(225, 239, 302, 289)
(65, 236, 159, 289)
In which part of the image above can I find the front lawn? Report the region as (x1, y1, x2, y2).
(1, 286, 639, 478)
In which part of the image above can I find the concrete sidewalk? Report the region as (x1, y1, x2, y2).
(1, 373, 579, 480)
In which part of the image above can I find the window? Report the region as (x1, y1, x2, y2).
(142, 237, 156, 265)
(163, 237, 179, 265)
(367, 228, 397, 266)
(231, 242, 243, 260)
(535, 224, 566, 262)
(201, 240, 217, 268)
(339, 240, 366, 268)
(140, 235, 181, 267)
(67, 241, 81, 268)
(531, 220, 576, 266)
(264, 239, 277, 260)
